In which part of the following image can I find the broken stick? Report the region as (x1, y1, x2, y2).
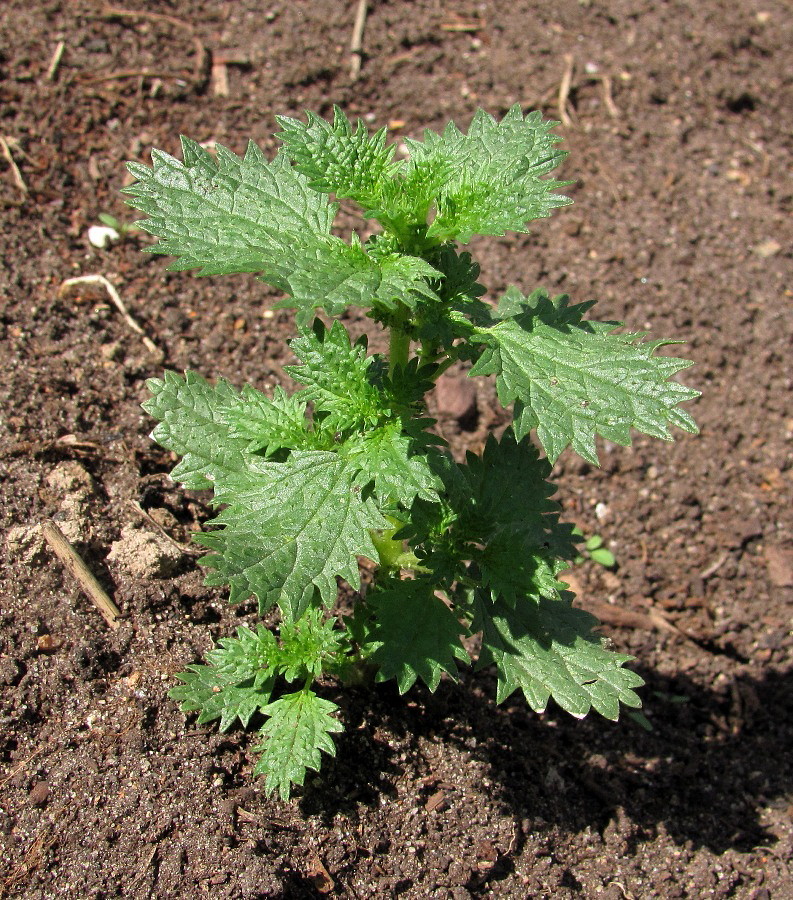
(42, 520, 122, 630)
(58, 274, 163, 361)
(350, 0, 368, 80)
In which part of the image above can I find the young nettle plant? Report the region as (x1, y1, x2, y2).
(124, 106, 698, 799)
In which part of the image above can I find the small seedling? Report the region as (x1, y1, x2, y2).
(572, 528, 617, 568)
(123, 107, 698, 798)
(88, 212, 139, 248)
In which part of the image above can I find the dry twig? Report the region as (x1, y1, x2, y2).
(558, 54, 575, 127)
(58, 274, 163, 360)
(84, 69, 191, 83)
(46, 40, 66, 82)
(350, 0, 368, 80)
(593, 73, 619, 118)
(440, 22, 481, 32)
(41, 520, 122, 630)
(0, 137, 28, 195)
(700, 550, 730, 580)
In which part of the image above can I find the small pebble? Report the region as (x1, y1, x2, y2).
(29, 781, 50, 807)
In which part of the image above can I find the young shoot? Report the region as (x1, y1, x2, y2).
(124, 106, 698, 799)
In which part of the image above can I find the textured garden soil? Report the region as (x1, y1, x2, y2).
(1, 1, 792, 897)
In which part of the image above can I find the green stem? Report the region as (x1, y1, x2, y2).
(389, 327, 410, 375)
(388, 305, 411, 375)
(370, 515, 408, 573)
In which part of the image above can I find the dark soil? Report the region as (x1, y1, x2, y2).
(1, 1, 792, 897)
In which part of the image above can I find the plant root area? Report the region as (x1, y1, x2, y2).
(1, 1, 791, 897)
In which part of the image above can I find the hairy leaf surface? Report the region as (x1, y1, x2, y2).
(470, 289, 700, 464)
(344, 423, 442, 508)
(169, 625, 278, 732)
(405, 105, 571, 242)
(144, 371, 252, 490)
(276, 106, 397, 208)
(124, 139, 438, 319)
(363, 578, 469, 693)
(477, 594, 644, 719)
(199, 451, 387, 619)
(286, 320, 384, 430)
(253, 690, 342, 799)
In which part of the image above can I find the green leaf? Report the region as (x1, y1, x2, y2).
(285, 320, 384, 431)
(276, 106, 397, 208)
(206, 624, 280, 680)
(124, 139, 439, 320)
(253, 689, 343, 800)
(400, 433, 576, 599)
(276, 608, 346, 681)
(362, 578, 469, 693)
(198, 451, 387, 619)
(477, 594, 644, 720)
(457, 431, 560, 541)
(271, 233, 441, 321)
(143, 371, 252, 490)
(457, 431, 577, 600)
(218, 384, 315, 457)
(344, 423, 442, 509)
(169, 625, 278, 732)
(367, 154, 454, 237)
(124, 140, 333, 277)
(470, 288, 700, 464)
(589, 547, 616, 568)
(478, 532, 569, 607)
(169, 667, 274, 731)
(415, 247, 492, 358)
(406, 105, 571, 243)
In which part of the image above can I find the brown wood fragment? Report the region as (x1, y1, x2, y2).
(42, 520, 122, 630)
(307, 852, 334, 893)
(425, 789, 449, 812)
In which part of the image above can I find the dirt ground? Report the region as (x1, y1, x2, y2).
(1, 1, 792, 897)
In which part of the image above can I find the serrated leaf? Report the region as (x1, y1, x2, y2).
(124, 140, 439, 320)
(477, 594, 644, 720)
(206, 624, 280, 681)
(405, 105, 571, 243)
(271, 233, 441, 321)
(402, 433, 577, 605)
(415, 247, 492, 357)
(460, 432, 577, 602)
(253, 689, 343, 800)
(169, 667, 273, 732)
(478, 532, 568, 607)
(198, 451, 387, 619)
(277, 608, 346, 681)
(218, 384, 315, 456)
(124, 140, 333, 276)
(276, 106, 397, 208)
(470, 288, 700, 464)
(362, 578, 469, 693)
(344, 423, 442, 508)
(169, 628, 277, 734)
(285, 320, 384, 430)
(143, 371, 251, 490)
(458, 431, 559, 539)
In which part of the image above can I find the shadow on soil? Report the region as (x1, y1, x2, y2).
(304, 661, 792, 856)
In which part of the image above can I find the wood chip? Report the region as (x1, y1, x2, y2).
(307, 853, 334, 894)
(425, 789, 449, 812)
